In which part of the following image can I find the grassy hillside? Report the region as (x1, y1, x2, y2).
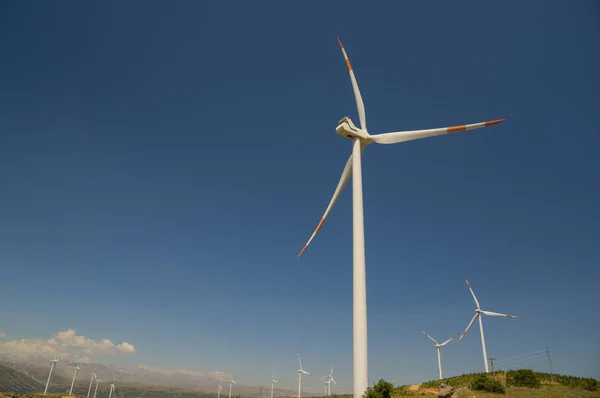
(0, 364, 44, 394)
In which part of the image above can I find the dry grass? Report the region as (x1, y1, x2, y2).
(455, 385, 600, 397)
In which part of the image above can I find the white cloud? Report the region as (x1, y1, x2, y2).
(136, 364, 203, 377)
(116, 342, 136, 354)
(0, 329, 136, 361)
(206, 370, 231, 380)
(0, 333, 6, 338)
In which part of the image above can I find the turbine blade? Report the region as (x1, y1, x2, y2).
(298, 152, 353, 257)
(297, 353, 303, 370)
(330, 363, 334, 376)
(481, 310, 520, 318)
(337, 38, 367, 131)
(459, 313, 479, 341)
(440, 335, 458, 346)
(464, 277, 481, 309)
(421, 330, 439, 345)
(369, 119, 504, 145)
(331, 377, 337, 385)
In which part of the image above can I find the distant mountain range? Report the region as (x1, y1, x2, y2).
(0, 355, 307, 397)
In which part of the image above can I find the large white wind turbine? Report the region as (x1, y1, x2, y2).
(297, 38, 505, 398)
(68, 364, 80, 396)
(228, 375, 236, 398)
(86, 373, 97, 398)
(421, 331, 456, 380)
(320, 364, 337, 397)
(294, 353, 311, 398)
(459, 277, 520, 372)
(43, 357, 58, 395)
(271, 372, 279, 398)
(108, 382, 115, 398)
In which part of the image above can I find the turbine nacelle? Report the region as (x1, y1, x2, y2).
(336, 116, 369, 141)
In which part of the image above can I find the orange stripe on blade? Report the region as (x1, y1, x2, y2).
(298, 246, 308, 258)
(345, 59, 352, 71)
(485, 119, 505, 126)
(315, 218, 325, 233)
(447, 125, 466, 133)
(337, 37, 344, 49)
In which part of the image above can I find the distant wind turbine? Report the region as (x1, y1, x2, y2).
(421, 331, 456, 380)
(93, 378, 101, 398)
(43, 357, 58, 395)
(322, 364, 337, 396)
(228, 375, 236, 398)
(68, 364, 80, 396)
(87, 373, 97, 398)
(460, 277, 520, 372)
(271, 372, 279, 398)
(217, 379, 223, 398)
(294, 353, 311, 398)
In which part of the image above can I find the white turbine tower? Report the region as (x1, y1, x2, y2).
(93, 378, 101, 398)
(297, 38, 505, 398)
(459, 277, 520, 372)
(69, 364, 80, 396)
(228, 375, 236, 398)
(421, 331, 456, 380)
(108, 383, 115, 398)
(86, 373, 97, 398)
(43, 357, 58, 395)
(294, 353, 311, 398)
(271, 372, 279, 398)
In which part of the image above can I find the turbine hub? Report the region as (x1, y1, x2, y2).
(336, 116, 369, 141)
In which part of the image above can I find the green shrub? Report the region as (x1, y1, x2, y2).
(507, 369, 541, 388)
(470, 374, 506, 394)
(583, 378, 598, 391)
(363, 379, 394, 398)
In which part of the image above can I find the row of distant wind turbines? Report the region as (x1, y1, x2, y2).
(43, 358, 114, 398)
(421, 277, 519, 380)
(215, 354, 337, 398)
(297, 37, 506, 398)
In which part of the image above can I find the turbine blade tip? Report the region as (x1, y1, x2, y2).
(336, 37, 343, 48)
(485, 119, 505, 126)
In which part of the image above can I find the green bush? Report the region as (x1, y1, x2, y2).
(583, 378, 598, 391)
(507, 369, 540, 388)
(363, 379, 394, 398)
(470, 374, 505, 394)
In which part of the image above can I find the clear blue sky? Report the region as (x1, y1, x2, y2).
(1, 0, 599, 391)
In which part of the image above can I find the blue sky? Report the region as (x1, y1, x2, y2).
(1, 0, 599, 392)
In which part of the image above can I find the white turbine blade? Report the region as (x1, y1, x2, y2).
(459, 313, 479, 341)
(421, 330, 439, 345)
(329, 364, 334, 376)
(298, 152, 353, 257)
(481, 310, 520, 318)
(301, 370, 311, 375)
(297, 353, 303, 370)
(464, 277, 481, 309)
(369, 119, 504, 145)
(440, 335, 458, 346)
(337, 38, 366, 131)
(330, 377, 337, 385)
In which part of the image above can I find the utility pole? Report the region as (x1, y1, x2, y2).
(489, 357, 496, 376)
(546, 347, 555, 383)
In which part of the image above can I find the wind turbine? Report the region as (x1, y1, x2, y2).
(217, 379, 223, 398)
(108, 382, 115, 398)
(43, 357, 58, 395)
(294, 353, 311, 398)
(323, 364, 337, 397)
(87, 373, 97, 398)
(69, 364, 80, 396)
(421, 331, 456, 380)
(459, 277, 520, 372)
(228, 375, 236, 398)
(271, 372, 279, 398)
(297, 38, 505, 398)
(93, 378, 101, 398)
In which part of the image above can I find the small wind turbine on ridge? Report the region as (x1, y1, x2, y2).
(86, 373, 97, 398)
(68, 364, 80, 396)
(43, 357, 58, 395)
(271, 372, 279, 398)
(421, 331, 456, 380)
(228, 375, 237, 398)
(459, 277, 520, 373)
(297, 38, 505, 398)
(294, 353, 311, 398)
(93, 378, 101, 398)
